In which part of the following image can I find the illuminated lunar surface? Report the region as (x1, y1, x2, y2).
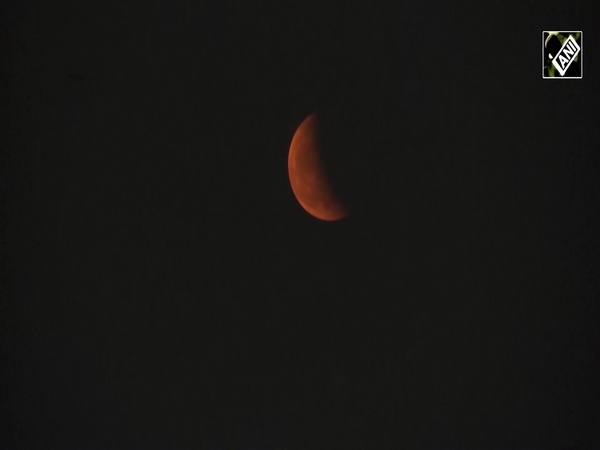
(288, 113, 348, 221)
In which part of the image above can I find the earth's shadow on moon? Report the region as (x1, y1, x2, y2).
(315, 103, 374, 219)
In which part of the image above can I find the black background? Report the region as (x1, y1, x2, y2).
(2, 1, 600, 448)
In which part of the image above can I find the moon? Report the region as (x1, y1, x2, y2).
(288, 113, 348, 221)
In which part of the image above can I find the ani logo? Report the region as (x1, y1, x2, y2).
(542, 31, 583, 79)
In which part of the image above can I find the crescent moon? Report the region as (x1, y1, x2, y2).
(288, 113, 348, 221)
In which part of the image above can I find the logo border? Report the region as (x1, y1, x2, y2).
(542, 31, 583, 80)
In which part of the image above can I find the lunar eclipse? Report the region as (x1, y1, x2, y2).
(288, 113, 349, 221)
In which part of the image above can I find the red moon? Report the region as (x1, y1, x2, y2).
(288, 113, 348, 221)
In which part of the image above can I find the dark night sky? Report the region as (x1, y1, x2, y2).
(2, 1, 600, 448)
